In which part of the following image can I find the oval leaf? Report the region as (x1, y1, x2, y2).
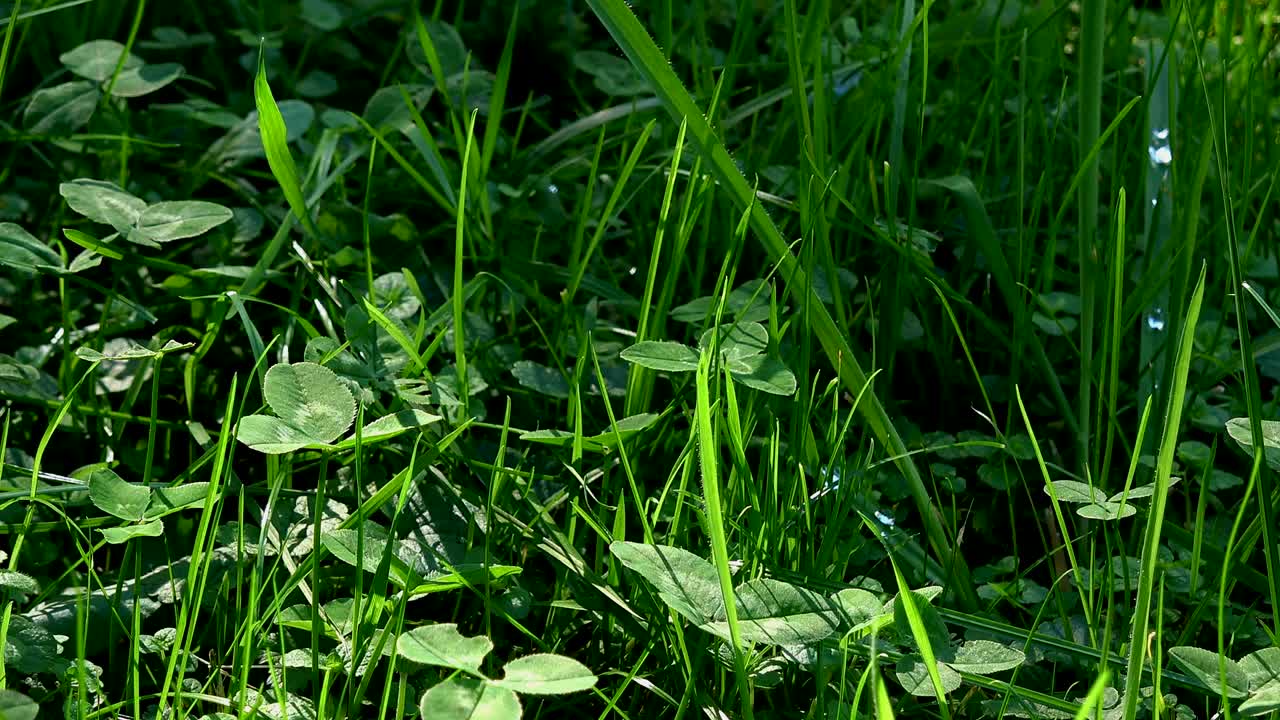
(135, 201, 233, 243)
(59, 39, 143, 82)
(609, 541, 723, 624)
(1075, 502, 1136, 521)
(619, 341, 699, 373)
(895, 656, 963, 697)
(698, 321, 769, 361)
(23, 81, 100, 135)
(100, 518, 165, 544)
(262, 362, 356, 445)
(60, 179, 147, 233)
(732, 354, 798, 396)
(494, 653, 598, 695)
(947, 640, 1025, 674)
(1225, 417, 1280, 470)
(235, 415, 318, 454)
(111, 62, 184, 97)
(1045, 479, 1106, 504)
(397, 624, 493, 672)
(1168, 645, 1250, 699)
(88, 468, 151, 521)
(418, 677, 520, 720)
(701, 578, 840, 646)
(0, 223, 63, 275)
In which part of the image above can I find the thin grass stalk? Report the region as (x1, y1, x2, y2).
(1077, 0, 1105, 473)
(1120, 264, 1205, 720)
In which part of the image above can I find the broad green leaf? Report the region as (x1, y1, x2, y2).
(493, 653, 598, 695)
(133, 201, 233, 243)
(418, 677, 520, 720)
(620, 340, 699, 372)
(1076, 502, 1136, 521)
(297, 70, 338, 98)
(895, 656, 962, 696)
(397, 624, 492, 672)
(511, 360, 571, 398)
(235, 414, 322, 454)
(698, 321, 769, 361)
(322, 527, 406, 580)
(1241, 647, 1280, 690)
(4, 616, 57, 674)
(731, 354, 798, 396)
(831, 588, 888, 632)
(573, 49, 650, 96)
(60, 180, 146, 233)
(701, 578, 840, 646)
(111, 62, 183, 97)
(0, 223, 63, 275)
(59, 40, 143, 82)
(100, 518, 165, 544)
(1225, 417, 1280, 471)
(609, 541, 723, 624)
(1045, 480, 1106, 504)
(348, 409, 441, 443)
(892, 590, 950, 653)
(1168, 646, 1250, 699)
(23, 81, 99, 135)
(947, 640, 1025, 674)
(1108, 477, 1178, 502)
(363, 84, 433, 132)
(88, 468, 151, 521)
(145, 482, 211, 518)
(76, 339, 188, 362)
(262, 362, 356, 444)
(0, 690, 38, 720)
(0, 571, 38, 594)
(1240, 679, 1280, 716)
(205, 101, 315, 166)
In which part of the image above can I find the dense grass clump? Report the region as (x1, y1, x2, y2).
(0, 1, 1278, 719)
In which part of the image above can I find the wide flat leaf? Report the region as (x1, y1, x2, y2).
(363, 83, 433, 133)
(145, 482, 211, 518)
(0, 223, 63, 275)
(59, 39, 143, 82)
(0, 690, 38, 720)
(348, 409, 441, 443)
(262, 362, 356, 445)
(831, 588, 888, 633)
(418, 677, 520, 720)
(1045, 479, 1106, 503)
(700, 578, 840, 646)
(493, 653, 598, 695)
(698, 321, 769, 361)
(4, 616, 57, 674)
(1240, 678, 1280, 716)
(88, 468, 151, 521)
(23, 81, 99, 135)
(620, 340, 699, 372)
(609, 541, 723, 624)
(947, 640, 1025, 674)
(236, 414, 319, 454)
(101, 518, 165, 544)
(1241, 647, 1280, 690)
(732, 354, 798, 396)
(895, 656, 962, 696)
(397, 624, 492, 672)
(133, 201, 232, 243)
(1225, 417, 1280, 471)
(1075, 501, 1136, 521)
(60, 179, 147, 233)
(892, 590, 951, 654)
(511, 360, 571, 398)
(111, 62, 184, 97)
(1168, 645, 1250, 699)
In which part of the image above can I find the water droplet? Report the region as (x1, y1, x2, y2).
(1148, 128, 1173, 167)
(546, 184, 559, 195)
(628, 266, 637, 276)
(1146, 308, 1166, 331)
(874, 509, 896, 527)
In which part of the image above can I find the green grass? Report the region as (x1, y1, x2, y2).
(0, 1, 1278, 719)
